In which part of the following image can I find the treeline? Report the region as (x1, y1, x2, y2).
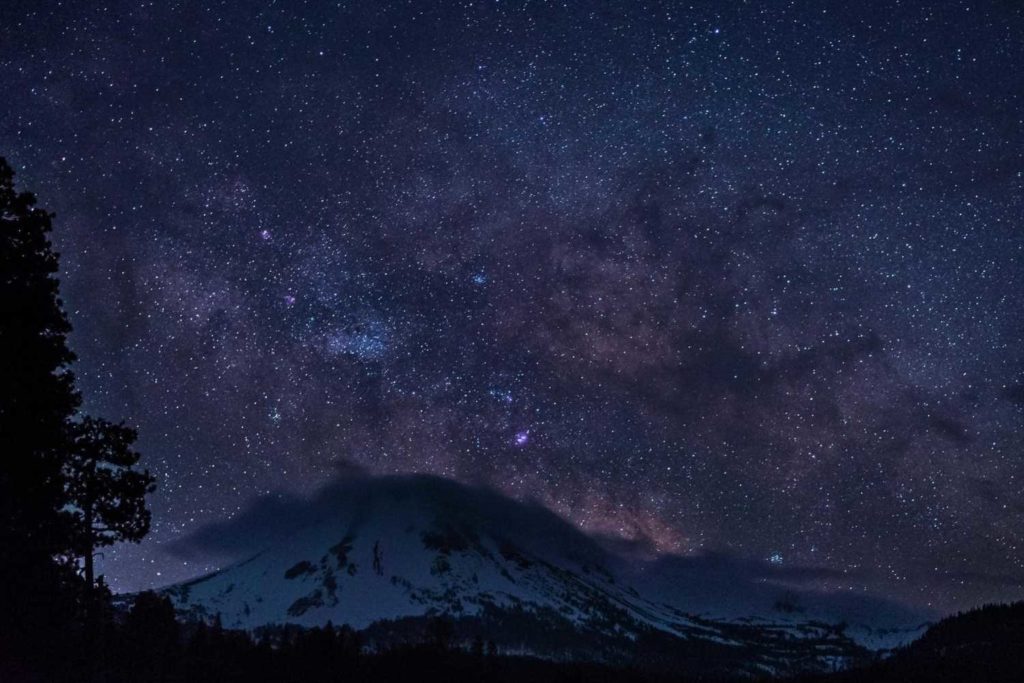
(59, 589, 683, 683)
(27, 586, 1024, 683)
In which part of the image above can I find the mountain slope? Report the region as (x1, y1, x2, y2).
(154, 474, 925, 675)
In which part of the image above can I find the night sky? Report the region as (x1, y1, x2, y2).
(2, 1, 1022, 612)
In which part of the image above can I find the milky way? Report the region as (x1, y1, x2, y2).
(1, 1, 1022, 610)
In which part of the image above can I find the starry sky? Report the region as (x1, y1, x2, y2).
(2, 1, 1022, 612)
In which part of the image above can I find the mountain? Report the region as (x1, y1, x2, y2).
(152, 474, 928, 677)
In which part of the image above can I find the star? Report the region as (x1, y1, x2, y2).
(6, 0, 1019, 612)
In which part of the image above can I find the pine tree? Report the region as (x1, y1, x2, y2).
(64, 416, 156, 589)
(0, 156, 80, 562)
(123, 591, 180, 680)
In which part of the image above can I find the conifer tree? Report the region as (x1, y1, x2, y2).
(0, 157, 80, 562)
(64, 416, 156, 589)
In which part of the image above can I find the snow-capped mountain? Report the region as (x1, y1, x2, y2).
(154, 474, 928, 675)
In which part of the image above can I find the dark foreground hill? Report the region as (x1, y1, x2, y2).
(792, 601, 1024, 683)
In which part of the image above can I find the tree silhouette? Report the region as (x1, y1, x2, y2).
(64, 416, 156, 589)
(0, 157, 160, 682)
(123, 591, 181, 681)
(0, 157, 80, 563)
(0, 157, 85, 678)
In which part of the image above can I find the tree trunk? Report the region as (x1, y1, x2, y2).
(84, 546, 94, 590)
(83, 457, 97, 591)
(84, 505, 94, 589)
(83, 503, 97, 683)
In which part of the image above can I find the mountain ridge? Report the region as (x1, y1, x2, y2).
(147, 473, 930, 675)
